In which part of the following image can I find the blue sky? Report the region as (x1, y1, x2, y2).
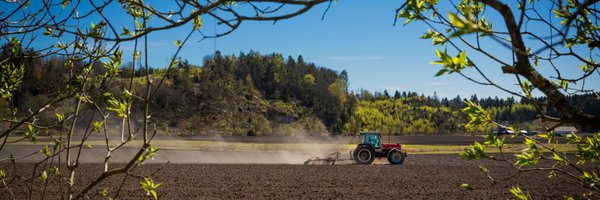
(147, 1, 469, 97)
(3, 1, 599, 98)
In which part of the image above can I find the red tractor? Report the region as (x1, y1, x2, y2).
(352, 132, 406, 165)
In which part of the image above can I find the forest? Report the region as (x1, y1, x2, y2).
(7, 48, 600, 135)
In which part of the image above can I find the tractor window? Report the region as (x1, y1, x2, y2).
(368, 134, 381, 149)
(361, 135, 368, 144)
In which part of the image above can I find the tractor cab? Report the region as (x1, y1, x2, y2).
(359, 132, 382, 149)
(360, 132, 381, 149)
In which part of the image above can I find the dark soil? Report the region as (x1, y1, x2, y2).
(0, 154, 590, 199)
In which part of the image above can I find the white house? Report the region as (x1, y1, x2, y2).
(554, 126, 578, 136)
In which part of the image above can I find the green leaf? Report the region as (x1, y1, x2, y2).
(558, 80, 569, 91)
(193, 15, 203, 30)
(459, 183, 476, 191)
(146, 10, 154, 18)
(431, 49, 470, 75)
(40, 145, 50, 156)
(553, 9, 566, 18)
(476, 16, 493, 33)
(169, 59, 179, 68)
(140, 177, 161, 200)
(520, 80, 533, 98)
(25, 124, 38, 143)
(552, 152, 568, 165)
(121, 27, 132, 36)
(0, 170, 6, 179)
(434, 69, 448, 77)
(432, 36, 447, 46)
(576, 132, 600, 164)
(484, 133, 505, 148)
(579, 62, 595, 73)
(462, 100, 491, 128)
(524, 138, 537, 149)
(49, 166, 60, 175)
(43, 28, 53, 36)
(101, 188, 109, 197)
(53, 139, 62, 150)
(448, 12, 465, 27)
(122, 89, 133, 99)
(462, 141, 485, 160)
(131, 51, 142, 60)
(225, 1, 237, 6)
(421, 29, 436, 39)
(107, 97, 128, 118)
(0, 63, 25, 100)
(137, 145, 160, 165)
(563, 195, 576, 200)
(150, 190, 157, 200)
(510, 185, 531, 200)
(458, 51, 467, 64)
(548, 170, 557, 178)
(478, 165, 490, 176)
(40, 171, 48, 182)
(565, 132, 581, 143)
(135, 19, 143, 30)
(93, 121, 104, 133)
(62, 0, 69, 9)
(174, 40, 182, 47)
(515, 138, 541, 167)
(55, 113, 64, 122)
(448, 12, 476, 38)
(56, 42, 67, 49)
(580, 171, 600, 188)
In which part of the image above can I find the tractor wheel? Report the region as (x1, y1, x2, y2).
(353, 145, 375, 165)
(387, 150, 405, 165)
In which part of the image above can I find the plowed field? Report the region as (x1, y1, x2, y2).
(0, 154, 588, 199)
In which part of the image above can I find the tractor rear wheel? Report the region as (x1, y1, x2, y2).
(353, 145, 375, 164)
(387, 150, 405, 165)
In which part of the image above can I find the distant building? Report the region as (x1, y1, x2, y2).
(554, 126, 578, 136)
(493, 126, 513, 135)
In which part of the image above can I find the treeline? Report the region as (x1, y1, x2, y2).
(7, 48, 600, 135)
(349, 90, 600, 134)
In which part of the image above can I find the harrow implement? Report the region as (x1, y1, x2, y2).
(303, 151, 354, 165)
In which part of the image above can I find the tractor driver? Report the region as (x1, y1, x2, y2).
(368, 134, 381, 149)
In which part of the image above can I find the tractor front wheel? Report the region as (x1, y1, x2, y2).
(387, 150, 405, 165)
(353, 145, 375, 165)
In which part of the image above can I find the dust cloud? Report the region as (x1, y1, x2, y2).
(1, 134, 360, 165)
(153, 134, 358, 164)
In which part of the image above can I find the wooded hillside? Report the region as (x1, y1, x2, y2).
(9, 49, 600, 135)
